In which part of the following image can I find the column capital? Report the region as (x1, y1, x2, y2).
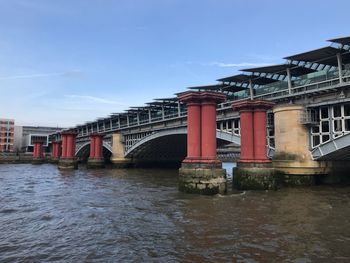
(200, 92, 226, 104)
(177, 91, 203, 104)
(61, 131, 78, 136)
(232, 99, 274, 112)
(178, 91, 226, 105)
(253, 100, 275, 111)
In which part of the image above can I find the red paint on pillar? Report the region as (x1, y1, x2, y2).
(38, 143, 43, 158)
(71, 134, 77, 159)
(33, 142, 43, 158)
(52, 142, 59, 159)
(232, 100, 274, 163)
(253, 110, 269, 162)
(33, 143, 37, 157)
(186, 102, 201, 159)
(51, 143, 56, 158)
(90, 134, 104, 160)
(53, 141, 62, 159)
(239, 110, 254, 162)
(94, 136, 100, 159)
(201, 101, 217, 159)
(57, 142, 62, 158)
(61, 135, 67, 158)
(178, 91, 225, 164)
(97, 135, 104, 159)
(90, 135, 96, 159)
(61, 132, 77, 159)
(66, 135, 73, 158)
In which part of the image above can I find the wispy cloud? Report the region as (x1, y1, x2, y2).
(65, 95, 128, 106)
(0, 70, 81, 80)
(205, 62, 271, 68)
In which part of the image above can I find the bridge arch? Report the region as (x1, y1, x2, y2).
(311, 133, 350, 160)
(75, 141, 113, 160)
(124, 127, 240, 160)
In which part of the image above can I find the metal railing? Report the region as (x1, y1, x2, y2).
(70, 73, 350, 140)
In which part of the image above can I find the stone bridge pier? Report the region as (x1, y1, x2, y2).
(178, 91, 226, 195)
(110, 133, 132, 168)
(232, 102, 350, 190)
(272, 104, 350, 185)
(272, 104, 329, 184)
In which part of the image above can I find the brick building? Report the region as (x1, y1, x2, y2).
(0, 118, 15, 152)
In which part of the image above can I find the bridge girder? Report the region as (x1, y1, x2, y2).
(312, 133, 350, 161)
(124, 127, 240, 160)
(75, 141, 113, 159)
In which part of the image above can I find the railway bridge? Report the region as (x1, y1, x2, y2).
(39, 36, 350, 193)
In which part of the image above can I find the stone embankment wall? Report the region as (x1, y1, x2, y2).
(0, 153, 50, 164)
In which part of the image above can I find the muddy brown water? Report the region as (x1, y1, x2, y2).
(0, 164, 350, 262)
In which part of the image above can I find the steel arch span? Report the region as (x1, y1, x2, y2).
(75, 141, 113, 158)
(311, 133, 350, 160)
(124, 127, 240, 160)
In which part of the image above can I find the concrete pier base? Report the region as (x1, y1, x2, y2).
(111, 157, 133, 168)
(49, 158, 59, 164)
(233, 162, 318, 190)
(87, 158, 105, 168)
(179, 162, 227, 195)
(32, 158, 44, 165)
(58, 158, 78, 169)
(282, 174, 315, 186)
(233, 162, 277, 190)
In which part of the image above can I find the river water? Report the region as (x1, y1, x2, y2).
(1, 164, 350, 262)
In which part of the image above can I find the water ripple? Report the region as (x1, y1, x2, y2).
(0, 164, 350, 262)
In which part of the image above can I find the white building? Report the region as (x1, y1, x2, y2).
(14, 126, 64, 152)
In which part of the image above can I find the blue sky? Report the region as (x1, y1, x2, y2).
(0, 0, 349, 127)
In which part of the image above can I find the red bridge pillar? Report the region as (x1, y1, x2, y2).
(58, 131, 78, 169)
(51, 141, 61, 163)
(177, 91, 226, 195)
(186, 100, 201, 160)
(87, 133, 105, 168)
(232, 100, 275, 190)
(32, 141, 44, 164)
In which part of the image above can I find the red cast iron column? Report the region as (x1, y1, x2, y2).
(94, 134, 104, 159)
(33, 142, 43, 158)
(232, 100, 274, 163)
(200, 93, 226, 161)
(38, 142, 43, 158)
(178, 92, 202, 161)
(58, 132, 78, 169)
(33, 142, 38, 157)
(89, 134, 96, 159)
(61, 132, 77, 159)
(61, 134, 67, 159)
(253, 101, 274, 162)
(51, 142, 56, 159)
(232, 101, 255, 162)
(66, 134, 73, 158)
(70, 133, 77, 158)
(57, 141, 62, 158)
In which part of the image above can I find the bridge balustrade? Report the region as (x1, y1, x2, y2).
(61, 66, 350, 157)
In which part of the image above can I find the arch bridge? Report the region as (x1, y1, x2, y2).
(50, 36, 350, 167)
